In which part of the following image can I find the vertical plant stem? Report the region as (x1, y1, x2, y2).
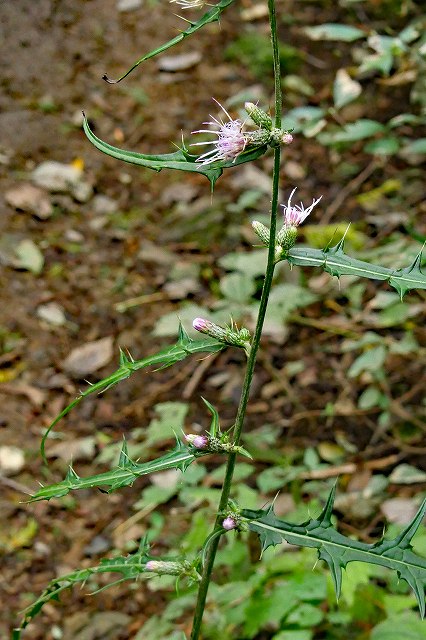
(190, 2, 282, 638)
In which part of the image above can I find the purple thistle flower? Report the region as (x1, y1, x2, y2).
(281, 187, 322, 228)
(185, 433, 209, 449)
(192, 99, 247, 166)
(222, 516, 237, 531)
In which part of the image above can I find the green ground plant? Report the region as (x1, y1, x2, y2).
(15, 1, 426, 638)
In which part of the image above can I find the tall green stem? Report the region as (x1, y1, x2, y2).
(190, 2, 282, 638)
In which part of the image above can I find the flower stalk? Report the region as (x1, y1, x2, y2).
(189, 1, 283, 637)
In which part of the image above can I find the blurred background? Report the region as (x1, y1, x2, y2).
(1, 0, 425, 638)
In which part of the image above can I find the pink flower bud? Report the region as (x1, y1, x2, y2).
(192, 317, 228, 342)
(282, 132, 293, 145)
(185, 434, 209, 449)
(192, 318, 209, 332)
(222, 516, 237, 531)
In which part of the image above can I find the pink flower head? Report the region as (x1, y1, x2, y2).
(282, 132, 294, 145)
(192, 99, 247, 166)
(185, 433, 209, 449)
(222, 516, 237, 531)
(145, 560, 162, 572)
(281, 187, 322, 228)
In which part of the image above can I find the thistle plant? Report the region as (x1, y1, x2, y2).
(15, 1, 426, 638)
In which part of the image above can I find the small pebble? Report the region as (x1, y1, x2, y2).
(117, 0, 142, 12)
(0, 445, 25, 476)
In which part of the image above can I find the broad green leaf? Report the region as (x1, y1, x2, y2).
(282, 107, 326, 134)
(348, 345, 387, 377)
(286, 602, 324, 627)
(358, 386, 383, 409)
(333, 69, 362, 109)
(41, 324, 224, 460)
(220, 272, 256, 304)
(321, 120, 386, 144)
(358, 51, 394, 76)
(304, 24, 366, 42)
(389, 464, 426, 485)
(219, 249, 267, 278)
(103, 0, 236, 83)
(267, 284, 319, 321)
(401, 139, 426, 156)
(244, 583, 298, 637)
(243, 488, 426, 616)
(286, 240, 426, 299)
(83, 115, 268, 190)
(371, 612, 426, 640)
(272, 631, 312, 640)
(388, 114, 421, 128)
(144, 402, 189, 447)
(364, 137, 400, 156)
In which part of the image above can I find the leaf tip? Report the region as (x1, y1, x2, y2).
(102, 73, 118, 84)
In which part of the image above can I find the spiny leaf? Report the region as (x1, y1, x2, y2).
(286, 241, 426, 298)
(242, 492, 426, 615)
(103, 0, 236, 83)
(41, 325, 225, 461)
(14, 538, 154, 636)
(32, 439, 205, 502)
(83, 115, 268, 190)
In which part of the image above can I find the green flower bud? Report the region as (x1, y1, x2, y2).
(269, 128, 294, 147)
(277, 225, 298, 252)
(193, 318, 251, 353)
(244, 102, 273, 131)
(252, 221, 270, 246)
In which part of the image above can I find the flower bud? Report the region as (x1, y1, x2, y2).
(193, 318, 228, 342)
(245, 129, 274, 147)
(222, 516, 237, 531)
(269, 127, 294, 147)
(193, 318, 251, 352)
(244, 102, 273, 131)
(252, 220, 270, 246)
(184, 433, 209, 449)
(276, 225, 298, 252)
(145, 560, 185, 575)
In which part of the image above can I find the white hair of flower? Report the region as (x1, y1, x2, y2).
(281, 187, 322, 227)
(169, 0, 205, 9)
(192, 99, 247, 166)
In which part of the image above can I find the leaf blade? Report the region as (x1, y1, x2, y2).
(242, 494, 426, 613)
(41, 327, 225, 461)
(103, 0, 236, 83)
